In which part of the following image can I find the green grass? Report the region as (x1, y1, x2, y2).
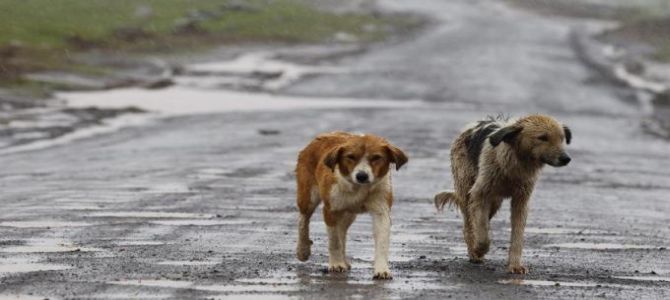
(0, 0, 422, 80)
(0, 0, 223, 47)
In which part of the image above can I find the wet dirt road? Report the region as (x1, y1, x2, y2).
(1, 0, 670, 299)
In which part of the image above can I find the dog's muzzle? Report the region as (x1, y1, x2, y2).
(355, 171, 370, 184)
(548, 153, 571, 167)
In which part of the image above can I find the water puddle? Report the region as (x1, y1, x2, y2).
(0, 220, 94, 228)
(543, 243, 661, 250)
(522, 227, 611, 235)
(182, 52, 344, 91)
(60, 88, 420, 117)
(88, 211, 215, 219)
(0, 263, 71, 276)
(188, 168, 228, 179)
(0, 294, 54, 300)
(85, 292, 171, 299)
(213, 296, 294, 300)
(56, 204, 105, 210)
(150, 219, 253, 226)
(115, 240, 166, 246)
(499, 279, 605, 287)
(237, 278, 299, 285)
(0, 114, 151, 156)
(156, 260, 221, 266)
(107, 279, 298, 293)
(0, 256, 72, 278)
(614, 276, 670, 282)
(144, 183, 191, 194)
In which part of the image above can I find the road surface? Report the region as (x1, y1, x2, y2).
(1, 0, 669, 299)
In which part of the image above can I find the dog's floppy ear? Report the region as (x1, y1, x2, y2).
(324, 146, 343, 171)
(563, 125, 572, 145)
(489, 125, 523, 147)
(385, 144, 408, 171)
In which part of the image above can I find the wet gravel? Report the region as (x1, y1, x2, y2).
(0, 0, 669, 299)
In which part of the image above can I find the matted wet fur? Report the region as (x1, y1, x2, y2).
(434, 114, 572, 274)
(295, 131, 408, 280)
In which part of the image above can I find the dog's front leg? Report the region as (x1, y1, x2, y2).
(369, 201, 392, 280)
(325, 211, 349, 272)
(508, 194, 529, 274)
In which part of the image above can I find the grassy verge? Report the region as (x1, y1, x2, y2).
(0, 0, 423, 84)
(605, 17, 670, 62)
(505, 0, 670, 63)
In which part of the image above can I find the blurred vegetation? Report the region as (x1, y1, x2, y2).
(613, 17, 670, 62)
(505, 0, 670, 63)
(0, 0, 422, 82)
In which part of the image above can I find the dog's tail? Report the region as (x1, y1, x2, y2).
(434, 190, 457, 212)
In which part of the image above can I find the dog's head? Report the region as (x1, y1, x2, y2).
(324, 134, 408, 185)
(489, 114, 571, 167)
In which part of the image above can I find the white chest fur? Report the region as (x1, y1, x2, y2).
(329, 169, 390, 212)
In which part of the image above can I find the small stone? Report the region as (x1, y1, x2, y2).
(258, 129, 281, 135)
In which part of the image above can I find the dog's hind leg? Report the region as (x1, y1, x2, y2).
(461, 205, 479, 263)
(297, 184, 320, 262)
(468, 190, 498, 262)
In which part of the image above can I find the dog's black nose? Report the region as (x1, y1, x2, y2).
(355, 172, 369, 183)
(558, 154, 571, 166)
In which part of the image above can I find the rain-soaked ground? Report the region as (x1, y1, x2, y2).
(1, 0, 670, 299)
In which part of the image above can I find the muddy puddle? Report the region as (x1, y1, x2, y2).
(0, 49, 424, 154)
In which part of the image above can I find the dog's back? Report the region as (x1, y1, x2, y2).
(435, 117, 507, 210)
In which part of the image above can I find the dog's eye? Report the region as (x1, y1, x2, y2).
(345, 154, 357, 161)
(370, 155, 383, 162)
(537, 135, 549, 142)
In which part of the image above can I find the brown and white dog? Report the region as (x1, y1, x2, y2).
(434, 114, 571, 274)
(295, 132, 408, 279)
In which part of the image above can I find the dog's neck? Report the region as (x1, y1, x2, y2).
(495, 144, 543, 179)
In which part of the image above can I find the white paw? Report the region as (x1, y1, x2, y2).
(328, 262, 350, 273)
(373, 267, 392, 280)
